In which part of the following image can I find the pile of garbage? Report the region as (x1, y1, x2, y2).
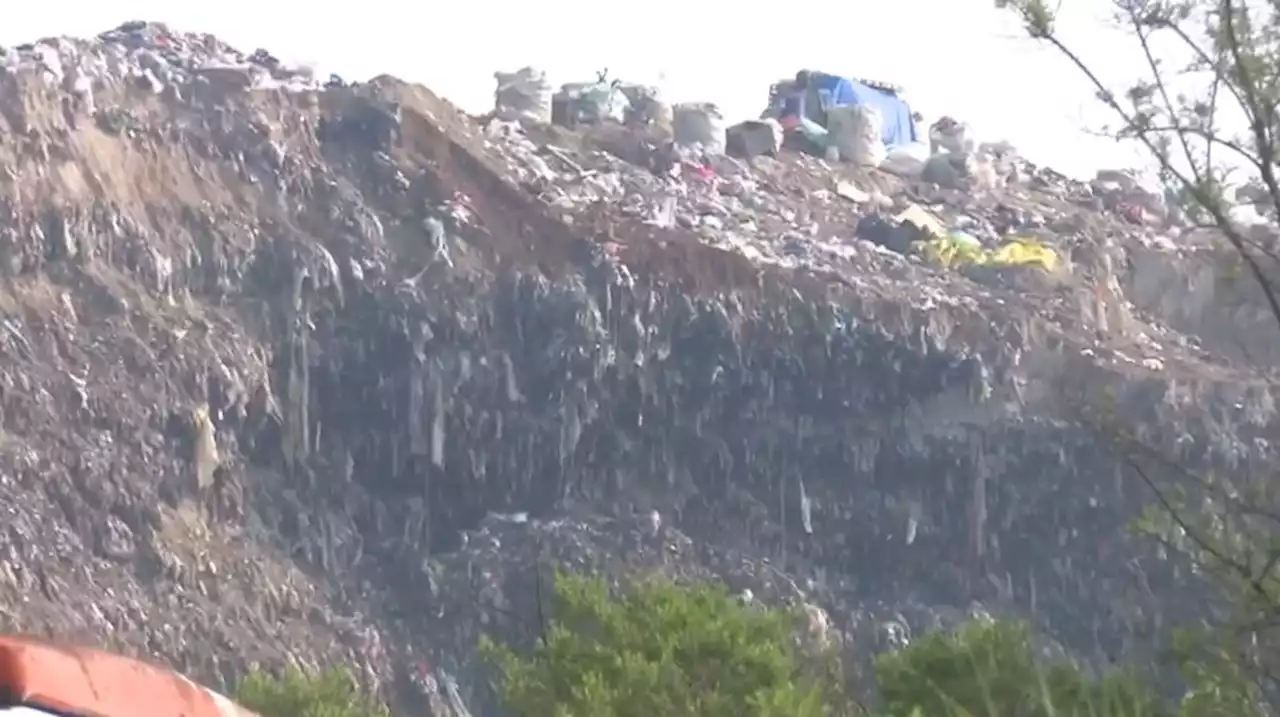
(493, 68, 676, 137)
(486, 65, 1201, 293)
(0, 21, 1274, 717)
(0, 21, 323, 102)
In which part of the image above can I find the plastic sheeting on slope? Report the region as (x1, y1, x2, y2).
(920, 235, 1060, 272)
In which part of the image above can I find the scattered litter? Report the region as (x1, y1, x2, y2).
(836, 181, 870, 203)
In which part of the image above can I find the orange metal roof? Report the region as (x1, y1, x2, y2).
(0, 636, 257, 717)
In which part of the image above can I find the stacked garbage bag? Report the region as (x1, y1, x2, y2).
(617, 83, 674, 133)
(483, 61, 1170, 241)
(929, 116, 973, 155)
(826, 104, 885, 166)
(547, 71, 678, 134)
(552, 74, 629, 127)
(673, 102, 726, 153)
(543, 71, 728, 152)
(755, 69, 927, 169)
(744, 69, 1038, 192)
(493, 67, 552, 124)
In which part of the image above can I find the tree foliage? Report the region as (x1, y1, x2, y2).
(876, 619, 1167, 717)
(483, 573, 1188, 717)
(994, 0, 1280, 711)
(997, 0, 1280, 315)
(235, 665, 390, 717)
(480, 572, 849, 717)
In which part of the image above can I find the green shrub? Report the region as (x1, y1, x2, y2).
(874, 619, 1170, 717)
(235, 665, 389, 717)
(480, 572, 851, 717)
(480, 571, 1205, 717)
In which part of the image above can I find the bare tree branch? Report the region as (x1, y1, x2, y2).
(1119, 0, 1206, 185)
(1030, 23, 1280, 336)
(1219, 0, 1280, 216)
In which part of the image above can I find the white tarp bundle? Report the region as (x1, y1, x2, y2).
(826, 104, 885, 167)
(493, 67, 552, 124)
(672, 102, 726, 153)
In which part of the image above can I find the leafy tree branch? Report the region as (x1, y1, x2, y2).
(998, 0, 1280, 709)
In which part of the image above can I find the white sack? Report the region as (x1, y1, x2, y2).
(672, 102, 726, 153)
(827, 104, 885, 167)
(929, 117, 973, 155)
(618, 83, 672, 131)
(494, 66, 552, 124)
(879, 142, 931, 178)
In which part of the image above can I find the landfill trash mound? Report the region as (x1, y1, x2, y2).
(0, 20, 1275, 716)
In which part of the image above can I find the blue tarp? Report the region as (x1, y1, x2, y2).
(782, 72, 918, 148)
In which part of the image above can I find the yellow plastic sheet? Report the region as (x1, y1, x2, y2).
(986, 238, 1059, 271)
(918, 235, 1059, 272)
(920, 235, 984, 268)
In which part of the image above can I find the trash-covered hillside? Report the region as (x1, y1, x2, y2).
(0, 22, 1274, 717)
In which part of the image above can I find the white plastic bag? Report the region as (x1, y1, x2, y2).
(929, 117, 973, 155)
(549, 81, 629, 127)
(648, 99, 674, 133)
(618, 83, 672, 131)
(879, 142, 930, 178)
(582, 83, 630, 122)
(827, 104, 885, 167)
(978, 140, 1018, 159)
(967, 153, 1003, 191)
(493, 67, 552, 124)
(672, 102, 726, 153)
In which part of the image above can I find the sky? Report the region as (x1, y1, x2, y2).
(2, 0, 1163, 179)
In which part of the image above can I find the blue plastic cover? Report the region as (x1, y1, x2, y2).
(779, 72, 917, 148)
(814, 72, 917, 147)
